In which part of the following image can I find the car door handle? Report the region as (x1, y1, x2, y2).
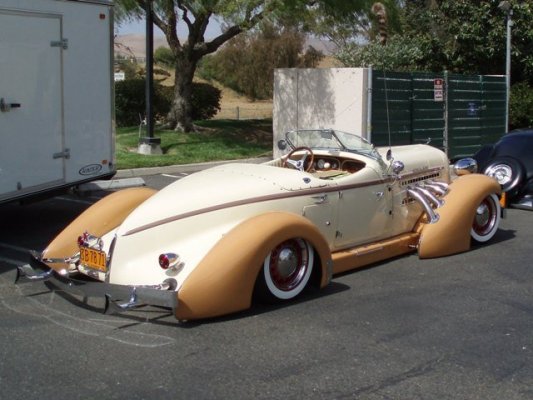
(312, 194, 328, 204)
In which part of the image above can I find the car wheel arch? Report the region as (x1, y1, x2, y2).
(175, 212, 332, 320)
(42, 187, 157, 269)
(418, 174, 501, 258)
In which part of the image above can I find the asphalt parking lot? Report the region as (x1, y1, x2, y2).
(0, 175, 532, 400)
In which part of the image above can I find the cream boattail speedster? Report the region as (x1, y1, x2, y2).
(17, 129, 502, 321)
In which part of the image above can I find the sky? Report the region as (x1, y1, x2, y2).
(116, 18, 163, 36)
(116, 19, 161, 35)
(115, 18, 222, 38)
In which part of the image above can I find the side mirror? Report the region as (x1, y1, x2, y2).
(277, 139, 287, 151)
(453, 158, 478, 176)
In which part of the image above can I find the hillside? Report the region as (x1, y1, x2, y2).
(114, 34, 337, 59)
(114, 34, 340, 120)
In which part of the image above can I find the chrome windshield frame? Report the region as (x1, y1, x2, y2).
(284, 129, 382, 161)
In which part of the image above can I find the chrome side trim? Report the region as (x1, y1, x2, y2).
(124, 177, 393, 236)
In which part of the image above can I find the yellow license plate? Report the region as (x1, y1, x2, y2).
(79, 246, 107, 272)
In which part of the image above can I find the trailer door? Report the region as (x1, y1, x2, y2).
(0, 11, 64, 200)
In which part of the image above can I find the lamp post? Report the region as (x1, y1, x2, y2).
(498, 1, 512, 131)
(138, 0, 162, 155)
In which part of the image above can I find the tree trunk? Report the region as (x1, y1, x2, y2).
(167, 57, 196, 132)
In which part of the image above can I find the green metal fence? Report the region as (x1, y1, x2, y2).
(370, 70, 506, 160)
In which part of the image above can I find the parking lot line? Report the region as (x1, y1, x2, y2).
(0, 255, 23, 265)
(0, 242, 29, 253)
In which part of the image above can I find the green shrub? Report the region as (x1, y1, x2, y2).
(115, 79, 171, 127)
(115, 79, 147, 127)
(115, 80, 221, 127)
(509, 82, 533, 129)
(190, 82, 221, 120)
(154, 47, 175, 68)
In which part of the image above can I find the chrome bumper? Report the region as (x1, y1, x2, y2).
(15, 253, 178, 316)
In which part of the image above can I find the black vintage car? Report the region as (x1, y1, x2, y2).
(474, 129, 533, 210)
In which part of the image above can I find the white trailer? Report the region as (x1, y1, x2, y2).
(0, 0, 115, 204)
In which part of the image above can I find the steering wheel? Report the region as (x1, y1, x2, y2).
(282, 146, 315, 172)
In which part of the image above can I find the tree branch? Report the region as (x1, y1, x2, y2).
(162, 0, 180, 50)
(193, 8, 265, 57)
(188, 11, 212, 47)
(196, 25, 242, 56)
(177, 1, 193, 32)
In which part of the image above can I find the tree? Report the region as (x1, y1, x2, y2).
(199, 24, 324, 100)
(115, 0, 369, 132)
(402, 0, 532, 82)
(303, 0, 402, 48)
(336, 0, 533, 85)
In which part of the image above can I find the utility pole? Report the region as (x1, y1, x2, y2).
(498, 1, 512, 132)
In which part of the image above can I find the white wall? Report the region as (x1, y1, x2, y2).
(273, 68, 369, 158)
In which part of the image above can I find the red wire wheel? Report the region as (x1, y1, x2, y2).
(471, 193, 501, 243)
(261, 238, 314, 300)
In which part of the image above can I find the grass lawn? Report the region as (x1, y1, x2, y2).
(115, 119, 273, 170)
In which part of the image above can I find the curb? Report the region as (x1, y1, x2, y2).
(77, 177, 146, 192)
(114, 157, 272, 178)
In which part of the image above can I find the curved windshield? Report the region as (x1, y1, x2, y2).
(285, 129, 382, 160)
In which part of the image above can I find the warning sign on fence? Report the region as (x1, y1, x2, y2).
(434, 78, 444, 102)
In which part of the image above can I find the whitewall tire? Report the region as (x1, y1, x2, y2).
(471, 193, 501, 243)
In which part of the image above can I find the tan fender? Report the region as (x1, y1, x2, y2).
(418, 174, 500, 258)
(42, 187, 157, 269)
(176, 212, 332, 320)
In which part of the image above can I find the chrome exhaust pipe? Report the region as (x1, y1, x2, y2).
(424, 183, 447, 196)
(415, 185, 444, 208)
(424, 183, 447, 197)
(427, 180, 449, 193)
(407, 187, 440, 224)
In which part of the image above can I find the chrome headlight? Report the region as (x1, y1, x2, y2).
(453, 158, 478, 176)
(485, 164, 513, 185)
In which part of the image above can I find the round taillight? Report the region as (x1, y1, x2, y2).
(158, 253, 180, 271)
(159, 254, 170, 269)
(77, 231, 89, 246)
